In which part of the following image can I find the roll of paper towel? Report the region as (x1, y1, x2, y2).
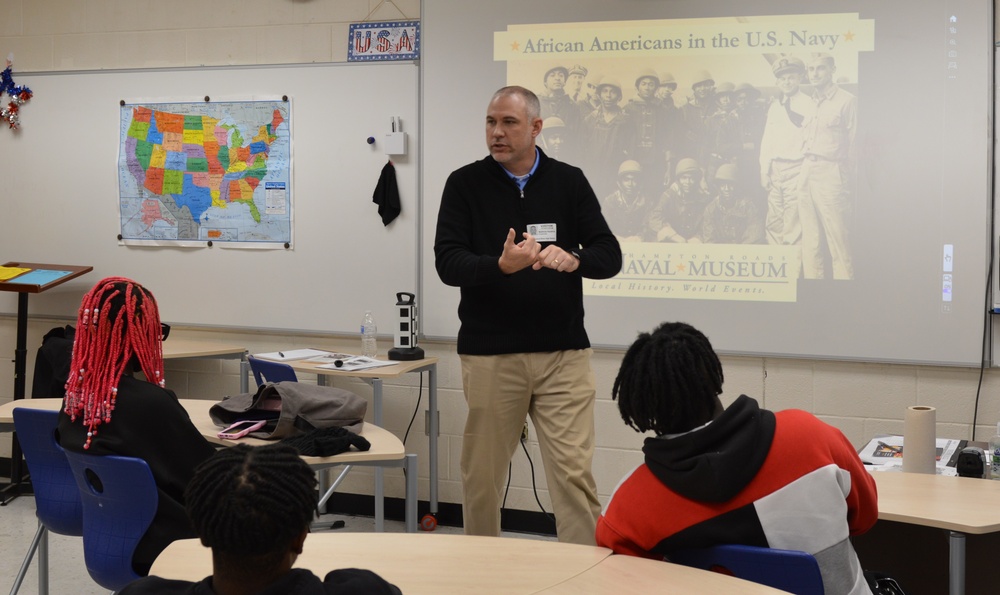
(902, 405, 937, 474)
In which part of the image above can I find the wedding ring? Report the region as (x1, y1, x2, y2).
(553, 260, 560, 265)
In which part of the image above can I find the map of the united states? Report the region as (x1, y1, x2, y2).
(118, 100, 291, 245)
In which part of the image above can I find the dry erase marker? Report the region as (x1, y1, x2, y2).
(278, 352, 285, 358)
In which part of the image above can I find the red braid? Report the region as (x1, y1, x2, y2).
(63, 277, 165, 449)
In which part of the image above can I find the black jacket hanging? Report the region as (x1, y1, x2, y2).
(372, 160, 401, 225)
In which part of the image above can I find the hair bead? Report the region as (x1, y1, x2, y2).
(63, 277, 165, 448)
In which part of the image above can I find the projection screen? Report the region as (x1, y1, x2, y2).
(421, 0, 993, 366)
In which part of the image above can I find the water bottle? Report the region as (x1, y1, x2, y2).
(361, 310, 378, 358)
(990, 423, 1000, 480)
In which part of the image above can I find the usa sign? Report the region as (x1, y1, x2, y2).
(348, 21, 420, 62)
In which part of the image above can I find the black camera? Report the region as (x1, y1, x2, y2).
(956, 447, 986, 478)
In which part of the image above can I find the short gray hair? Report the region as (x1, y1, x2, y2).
(491, 86, 541, 121)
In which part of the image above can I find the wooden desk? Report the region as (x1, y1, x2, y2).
(0, 262, 93, 403)
(871, 470, 1000, 595)
(183, 398, 417, 532)
(541, 553, 788, 594)
(283, 356, 439, 528)
(0, 262, 92, 503)
(0, 398, 418, 532)
(150, 533, 787, 594)
(162, 338, 249, 392)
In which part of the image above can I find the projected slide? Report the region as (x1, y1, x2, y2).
(497, 14, 874, 302)
(423, 0, 991, 364)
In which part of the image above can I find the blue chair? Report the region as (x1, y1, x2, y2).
(63, 450, 159, 592)
(670, 544, 825, 595)
(9, 408, 84, 595)
(247, 355, 359, 530)
(247, 355, 299, 386)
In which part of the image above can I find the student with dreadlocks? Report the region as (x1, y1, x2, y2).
(596, 322, 879, 595)
(120, 444, 401, 595)
(58, 277, 217, 576)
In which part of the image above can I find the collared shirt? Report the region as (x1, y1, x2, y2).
(802, 85, 857, 162)
(502, 147, 540, 190)
(759, 91, 816, 177)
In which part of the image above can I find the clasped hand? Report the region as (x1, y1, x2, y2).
(498, 228, 577, 274)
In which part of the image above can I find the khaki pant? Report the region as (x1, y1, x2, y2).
(799, 157, 853, 279)
(459, 350, 601, 545)
(765, 159, 803, 246)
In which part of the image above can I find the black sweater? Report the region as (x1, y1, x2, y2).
(434, 148, 621, 354)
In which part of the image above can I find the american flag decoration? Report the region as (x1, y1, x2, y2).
(348, 21, 420, 62)
(0, 55, 32, 130)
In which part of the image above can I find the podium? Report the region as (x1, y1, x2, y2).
(0, 262, 92, 503)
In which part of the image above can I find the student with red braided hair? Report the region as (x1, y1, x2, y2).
(58, 276, 217, 577)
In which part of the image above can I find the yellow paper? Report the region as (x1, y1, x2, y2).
(0, 266, 31, 281)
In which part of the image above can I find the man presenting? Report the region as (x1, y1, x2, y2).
(434, 86, 622, 545)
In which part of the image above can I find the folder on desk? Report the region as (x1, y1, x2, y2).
(317, 356, 395, 372)
(0, 266, 31, 281)
(859, 435, 962, 468)
(5, 269, 71, 285)
(253, 348, 331, 362)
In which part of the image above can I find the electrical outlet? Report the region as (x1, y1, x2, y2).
(521, 422, 529, 442)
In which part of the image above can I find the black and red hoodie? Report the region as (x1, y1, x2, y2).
(596, 395, 878, 595)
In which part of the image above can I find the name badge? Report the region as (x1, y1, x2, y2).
(528, 223, 557, 242)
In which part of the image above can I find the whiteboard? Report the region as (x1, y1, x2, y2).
(420, 0, 994, 366)
(0, 62, 419, 335)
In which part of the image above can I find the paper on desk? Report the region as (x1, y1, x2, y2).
(858, 435, 960, 468)
(253, 348, 331, 362)
(0, 266, 31, 281)
(3, 269, 69, 285)
(305, 352, 356, 363)
(867, 463, 958, 476)
(317, 356, 395, 372)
